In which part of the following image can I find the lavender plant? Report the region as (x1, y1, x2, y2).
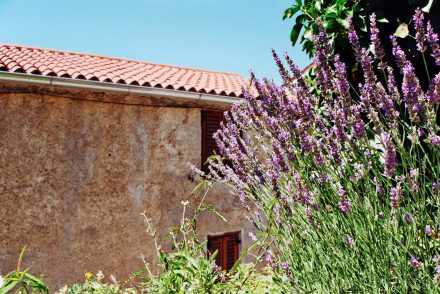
(197, 9, 440, 292)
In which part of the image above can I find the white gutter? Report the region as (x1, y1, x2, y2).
(0, 72, 242, 105)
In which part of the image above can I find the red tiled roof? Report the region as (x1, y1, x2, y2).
(0, 44, 250, 98)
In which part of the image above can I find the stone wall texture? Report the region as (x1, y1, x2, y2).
(0, 82, 253, 290)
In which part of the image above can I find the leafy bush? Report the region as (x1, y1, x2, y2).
(139, 199, 287, 293)
(198, 8, 440, 292)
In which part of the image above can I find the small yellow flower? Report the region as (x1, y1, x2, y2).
(84, 272, 93, 279)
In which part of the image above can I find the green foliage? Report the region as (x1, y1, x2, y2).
(283, 0, 357, 57)
(56, 272, 137, 294)
(0, 246, 49, 294)
(222, 264, 290, 294)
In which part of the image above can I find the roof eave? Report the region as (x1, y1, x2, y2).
(0, 72, 242, 105)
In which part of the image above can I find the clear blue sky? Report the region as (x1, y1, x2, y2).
(0, 0, 310, 82)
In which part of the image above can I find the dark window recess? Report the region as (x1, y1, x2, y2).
(207, 231, 240, 271)
(201, 110, 224, 172)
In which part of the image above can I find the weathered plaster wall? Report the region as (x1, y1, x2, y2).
(0, 83, 253, 290)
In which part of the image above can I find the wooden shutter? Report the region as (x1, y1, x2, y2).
(201, 110, 224, 170)
(208, 238, 223, 267)
(207, 231, 240, 271)
(225, 236, 239, 270)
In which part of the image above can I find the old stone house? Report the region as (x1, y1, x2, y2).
(0, 44, 254, 288)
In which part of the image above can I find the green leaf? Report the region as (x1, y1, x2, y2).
(17, 246, 27, 272)
(394, 23, 409, 38)
(283, 5, 300, 20)
(315, 0, 321, 11)
(290, 22, 303, 46)
(358, 15, 368, 32)
(338, 18, 349, 29)
(422, 0, 434, 12)
(0, 281, 19, 294)
(23, 272, 48, 291)
(377, 18, 389, 23)
(327, 4, 338, 14)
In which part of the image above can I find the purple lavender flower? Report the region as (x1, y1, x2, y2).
(248, 232, 257, 241)
(390, 185, 401, 210)
(409, 168, 419, 193)
(344, 234, 354, 248)
(434, 181, 439, 195)
(391, 35, 407, 70)
(211, 261, 226, 281)
(404, 213, 413, 224)
(271, 49, 290, 85)
(281, 261, 290, 271)
(265, 250, 273, 263)
(425, 225, 432, 236)
(313, 33, 333, 99)
(414, 8, 426, 53)
(410, 255, 422, 269)
(427, 73, 440, 107)
(352, 106, 366, 138)
(265, 250, 277, 269)
(313, 202, 319, 211)
(383, 133, 397, 178)
(434, 255, 439, 264)
(334, 55, 351, 108)
(360, 48, 378, 99)
(437, 265, 440, 274)
(386, 66, 400, 103)
(370, 13, 385, 68)
(402, 62, 423, 122)
(430, 135, 440, 145)
(338, 188, 351, 214)
(315, 17, 332, 55)
(348, 17, 361, 62)
(306, 206, 319, 230)
(273, 203, 281, 223)
(426, 21, 440, 65)
(374, 177, 384, 196)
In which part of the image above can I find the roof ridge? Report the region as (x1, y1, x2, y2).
(0, 43, 241, 76)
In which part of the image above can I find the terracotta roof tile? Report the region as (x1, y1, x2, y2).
(0, 44, 251, 97)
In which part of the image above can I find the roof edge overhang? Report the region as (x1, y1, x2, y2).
(0, 72, 242, 106)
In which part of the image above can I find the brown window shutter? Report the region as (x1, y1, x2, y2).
(201, 110, 224, 171)
(207, 237, 223, 267)
(207, 231, 240, 271)
(225, 236, 239, 270)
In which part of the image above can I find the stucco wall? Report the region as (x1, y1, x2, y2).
(0, 83, 253, 290)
